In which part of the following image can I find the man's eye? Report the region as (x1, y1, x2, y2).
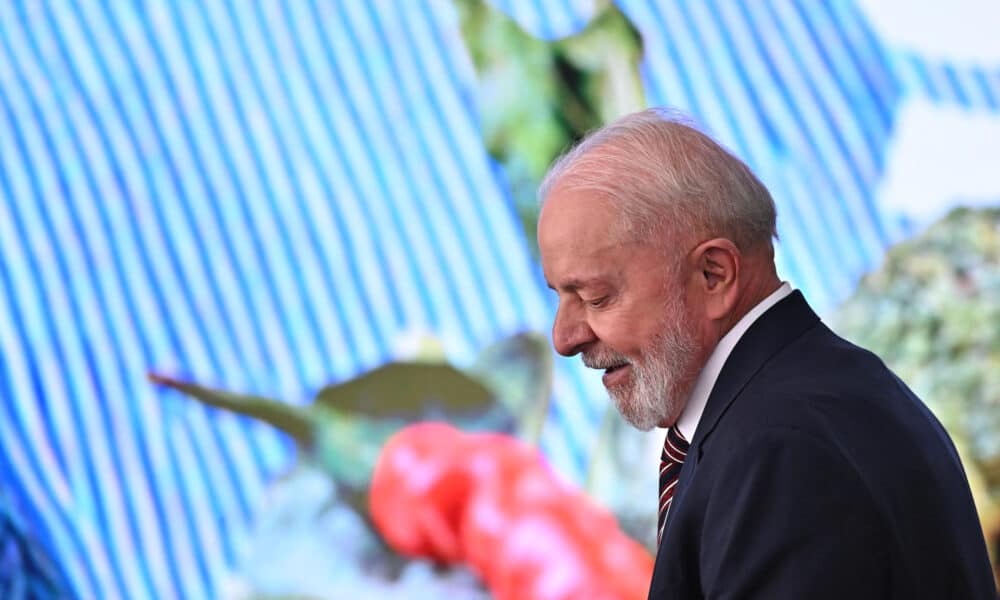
(587, 297, 607, 308)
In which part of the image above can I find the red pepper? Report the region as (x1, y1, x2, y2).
(370, 423, 654, 599)
(369, 422, 470, 562)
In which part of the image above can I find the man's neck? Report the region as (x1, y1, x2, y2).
(717, 273, 781, 342)
(675, 280, 792, 440)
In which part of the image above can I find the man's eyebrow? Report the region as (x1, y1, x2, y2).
(547, 277, 601, 292)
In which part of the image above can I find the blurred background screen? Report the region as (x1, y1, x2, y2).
(0, 1, 998, 598)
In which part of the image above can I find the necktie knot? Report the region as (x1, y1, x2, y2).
(658, 426, 689, 544)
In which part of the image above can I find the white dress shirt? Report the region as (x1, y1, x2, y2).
(675, 282, 794, 441)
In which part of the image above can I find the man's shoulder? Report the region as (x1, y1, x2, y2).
(708, 322, 950, 470)
(744, 320, 915, 417)
(683, 322, 994, 598)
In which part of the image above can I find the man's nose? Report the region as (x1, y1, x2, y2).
(552, 303, 596, 357)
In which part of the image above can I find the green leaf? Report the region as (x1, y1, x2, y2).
(313, 362, 500, 426)
(309, 361, 515, 493)
(150, 334, 555, 522)
(311, 410, 402, 493)
(148, 373, 313, 446)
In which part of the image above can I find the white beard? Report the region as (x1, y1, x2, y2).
(583, 302, 699, 431)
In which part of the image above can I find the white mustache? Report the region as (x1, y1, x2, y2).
(582, 351, 632, 370)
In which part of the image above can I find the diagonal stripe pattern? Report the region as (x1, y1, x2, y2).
(4, 1, 1000, 595)
(658, 426, 690, 545)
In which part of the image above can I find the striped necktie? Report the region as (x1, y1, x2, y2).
(658, 426, 689, 544)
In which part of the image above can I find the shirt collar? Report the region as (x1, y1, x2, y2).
(675, 282, 793, 441)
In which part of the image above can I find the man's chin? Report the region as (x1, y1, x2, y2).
(619, 412, 659, 432)
(625, 417, 658, 432)
(610, 396, 661, 432)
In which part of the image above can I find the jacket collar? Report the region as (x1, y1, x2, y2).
(687, 290, 820, 451)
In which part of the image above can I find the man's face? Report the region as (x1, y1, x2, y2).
(538, 186, 704, 430)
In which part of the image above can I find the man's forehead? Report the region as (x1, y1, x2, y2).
(541, 234, 644, 294)
(538, 187, 619, 243)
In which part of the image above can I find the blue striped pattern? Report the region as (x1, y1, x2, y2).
(894, 52, 1000, 109)
(2, 1, 999, 597)
(618, 0, 897, 309)
(0, 1, 559, 597)
(0, 488, 73, 599)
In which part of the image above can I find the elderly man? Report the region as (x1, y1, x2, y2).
(537, 108, 994, 599)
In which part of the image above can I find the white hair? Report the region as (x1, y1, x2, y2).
(538, 108, 777, 253)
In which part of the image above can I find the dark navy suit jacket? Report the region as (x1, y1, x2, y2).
(647, 291, 995, 599)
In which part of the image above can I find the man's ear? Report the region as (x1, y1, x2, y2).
(690, 238, 741, 321)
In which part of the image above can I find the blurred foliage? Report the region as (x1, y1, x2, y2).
(150, 332, 551, 525)
(455, 0, 645, 256)
(584, 406, 661, 553)
(832, 206, 1000, 573)
(466, 329, 554, 443)
(221, 465, 490, 599)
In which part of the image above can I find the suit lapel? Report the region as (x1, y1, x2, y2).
(689, 290, 819, 451)
(659, 291, 819, 543)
